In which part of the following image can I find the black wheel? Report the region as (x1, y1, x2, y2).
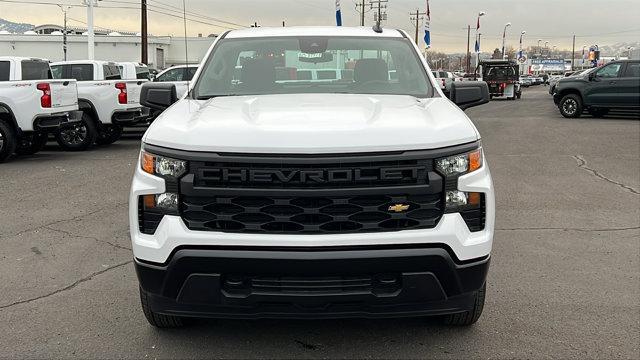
(15, 132, 48, 156)
(0, 120, 17, 163)
(55, 113, 98, 151)
(443, 283, 486, 326)
(588, 108, 609, 118)
(95, 124, 123, 145)
(558, 94, 583, 118)
(140, 287, 184, 328)
(516, 93, 521, 99)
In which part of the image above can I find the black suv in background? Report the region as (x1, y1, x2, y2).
(553, 60, 640, 118)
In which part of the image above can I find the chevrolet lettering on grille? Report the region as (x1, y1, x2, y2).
(197, 167, 426, 185)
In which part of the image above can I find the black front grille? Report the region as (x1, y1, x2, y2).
(181, 193, 443, 234)
(190, 159, 430, 189)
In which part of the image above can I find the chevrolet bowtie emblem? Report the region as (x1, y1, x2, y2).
(388, 204, 410, 213)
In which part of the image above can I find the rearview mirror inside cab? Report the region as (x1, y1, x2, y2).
(449, 81, 490, 110)
(140, 82, 178, 111)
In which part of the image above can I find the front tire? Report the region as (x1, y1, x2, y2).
(15, 132, 48, 156)
(55, 113, 98, 151)
(0, 121, 17, 163)
(95, 124, 123, 146)
(140, 287, 184, 328)
(443, 283, 486, 326)
(559, 94, 583, 118)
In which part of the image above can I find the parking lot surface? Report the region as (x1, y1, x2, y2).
(0, 86, 638, 359)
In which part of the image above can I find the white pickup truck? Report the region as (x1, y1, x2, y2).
(0, 57, 80, 162)
(118, 62, 151, 81)
(132, 26, 493, 328)
(50, 60, 149, 150)
(153, 65, 198, 98)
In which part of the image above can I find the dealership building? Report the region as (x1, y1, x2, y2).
(0, 24, 216, 69)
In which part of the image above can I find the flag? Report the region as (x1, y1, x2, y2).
(474, 14, 480, 53)
(335, 0, 342, 26)
(423, 0, 431, 48)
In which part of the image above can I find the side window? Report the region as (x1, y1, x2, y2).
(0, 61, 10, 81)
(157, 69, 182, 82)
(136, 66, 150, 80)
(103, 65, 122, 80)
(596, 63, 622, 78)
(622, 63, 640, 78)
(21, 60, 52, 80)
(50, 65, 65, 79)
(69, 64, 94, 81)
(185, 67, 197, 81)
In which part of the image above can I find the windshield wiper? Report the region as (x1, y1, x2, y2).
(196, 94, 254, 100)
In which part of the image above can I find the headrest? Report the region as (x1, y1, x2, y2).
(354, 58, 389, 83)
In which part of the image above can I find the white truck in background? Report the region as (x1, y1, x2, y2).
(0, 57, 80, 162)
(118, 62, 151, 80)
(153, 65, 198, 98)
(50, 60, 149, 150)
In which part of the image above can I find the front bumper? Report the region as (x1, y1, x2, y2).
(129, 159, 494, 264)
(136, 246, 489, 319)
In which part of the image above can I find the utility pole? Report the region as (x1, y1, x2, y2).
(466, 25, 471, 73)
(282, 21, 285, 27)
(141, 0, 148, 64)
(355, 0, 369, 26)
(409, 9, 426, 45)
(370, 0, 388, 31)
(571, 34, 576, 71)
(58, 5, 70, 61)
(84, 0, 97, 60)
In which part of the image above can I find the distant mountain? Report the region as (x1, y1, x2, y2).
(598, 41, 640, 57)
(0, 18, 34, 33)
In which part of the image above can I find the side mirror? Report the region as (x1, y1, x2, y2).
(589, 72, 598, 81)
(449, 81, 490, 110)
(140, 82, 178, 111)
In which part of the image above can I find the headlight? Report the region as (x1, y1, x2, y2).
(435, 148, 483, 176)
(141, 151, 187, 178)
(436, 147, 484, 213)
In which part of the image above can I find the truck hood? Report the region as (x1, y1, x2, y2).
(144, 94, 480, 154)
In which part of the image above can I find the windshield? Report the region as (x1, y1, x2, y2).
(194, 36, 433, 99)
(486, 66, 515, 76)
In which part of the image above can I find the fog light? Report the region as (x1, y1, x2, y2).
(446, 190, 468, 209)
(156, 193, 179, 213)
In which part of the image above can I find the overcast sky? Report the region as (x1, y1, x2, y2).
(1, 0, 639, 52)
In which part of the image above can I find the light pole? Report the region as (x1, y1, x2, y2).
(474, 11, 485, 69)
(544, 41, 549, 58)
(84, 0, 98, 60)
(501, 22, 511, 59)
(582, 45, 587, 67)
(537, 39, 542, 56)
(519, 31, 526, 55)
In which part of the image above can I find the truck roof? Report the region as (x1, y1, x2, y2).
(50, 60, 117, 66)
(225, 26, 405, 39)
(0, 56, 48, 62)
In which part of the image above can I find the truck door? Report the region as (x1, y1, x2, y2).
(584, 63, 624, 106)
(617, 62, 640, 108)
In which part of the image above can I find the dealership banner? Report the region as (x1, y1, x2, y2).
(530, 59, 565, 71)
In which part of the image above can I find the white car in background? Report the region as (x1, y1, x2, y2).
(153, 65, 198, 98)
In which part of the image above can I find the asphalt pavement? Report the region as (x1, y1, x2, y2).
(0, 86, 638, 359)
